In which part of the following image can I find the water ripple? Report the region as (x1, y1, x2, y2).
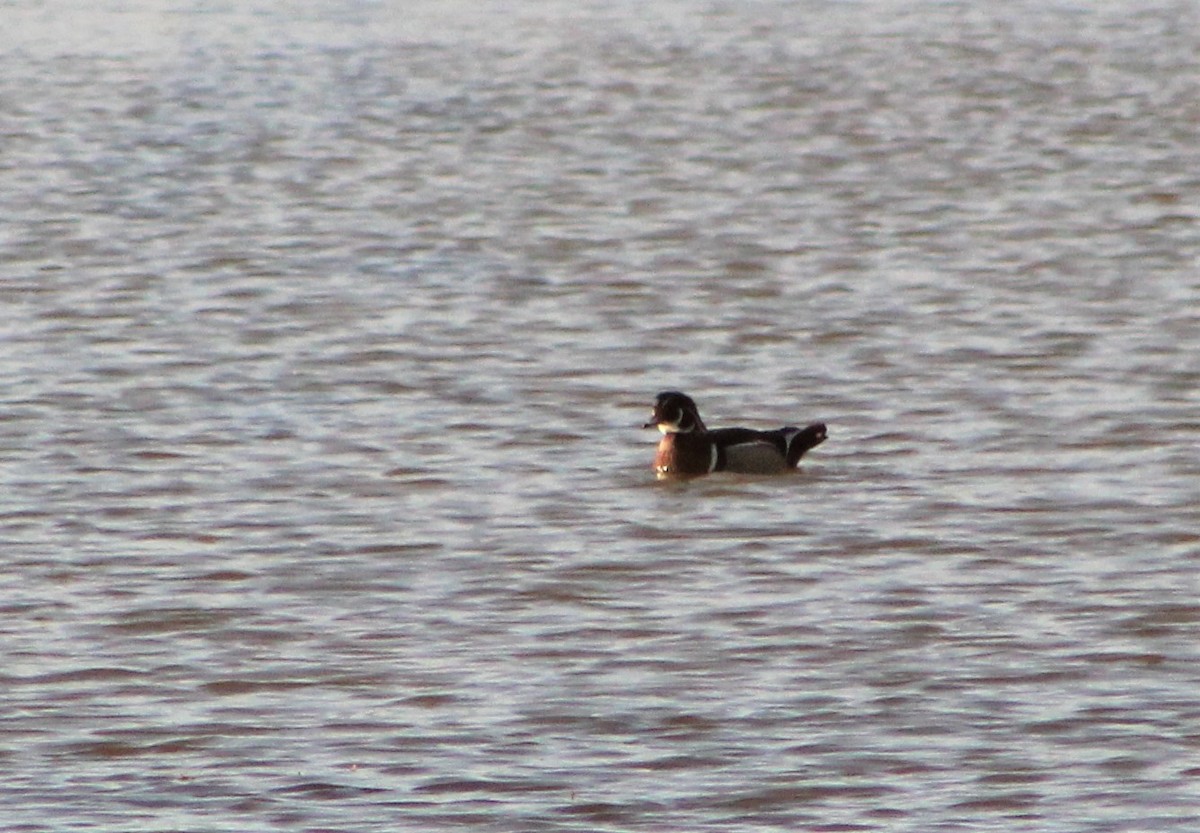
(2, 1, 1199, 831)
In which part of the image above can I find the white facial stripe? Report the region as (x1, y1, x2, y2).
(709, 443, 718, 472)
(657, 415, 686, 434)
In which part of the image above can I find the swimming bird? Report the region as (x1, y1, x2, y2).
(643, 391, 827, 478)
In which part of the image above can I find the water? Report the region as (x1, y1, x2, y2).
(2, 0, 1199, 830)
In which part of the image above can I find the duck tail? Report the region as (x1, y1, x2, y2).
(783, 423, 827, 467)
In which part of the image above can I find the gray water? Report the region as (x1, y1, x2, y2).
(2, 1, 1199, 830)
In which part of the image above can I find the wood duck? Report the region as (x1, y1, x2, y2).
(643, 391, 827, 478)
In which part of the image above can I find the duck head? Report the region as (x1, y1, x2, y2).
(643, 391, 706, 434)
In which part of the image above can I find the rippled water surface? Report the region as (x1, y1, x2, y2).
(3, 1, 1199, 830)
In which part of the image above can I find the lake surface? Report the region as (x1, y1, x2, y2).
(2, 0, 1199, 830)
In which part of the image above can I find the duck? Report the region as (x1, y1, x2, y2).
(643, 391, 827, 478)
